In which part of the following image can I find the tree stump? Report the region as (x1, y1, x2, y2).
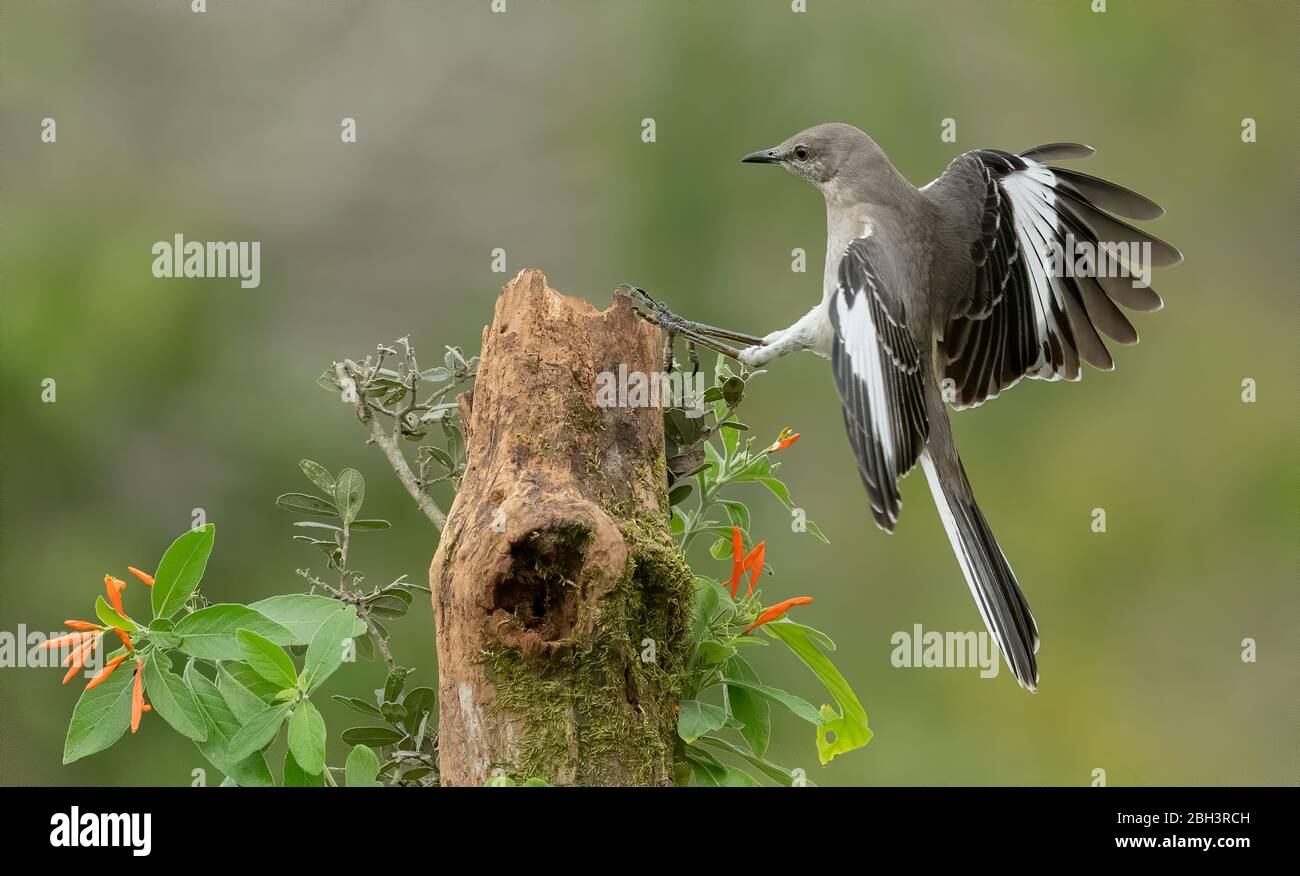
(429, 269, 694, 786)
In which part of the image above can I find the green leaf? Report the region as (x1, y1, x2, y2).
(299, 459, 336, 495)
(236, 629, 299, 689)
(383, 667, 410, 704)
(758, 476, 793, 509)
(184, 661, 274, 786)
(317, 368, 343, 392)
(283, 749, 324, 787)
(697, 641, 736, 665)
(152, 524, 216, 619)
(287, 700, 327, 775)
(246, 594, 366, 646)
(719, 499, 751, 533)
(227, 703, 293, 761)
(763, 620, 872, 764)
(304, 605, 359, 692)
(63, 662, 135, 764)
(668, 483, 693, 507)
(367, 595, 410, 618)
(723, 655, 769, 756)
(217, 664, 277, 723)
(333, 468, 365, 524)
(696, 735, 816, 787)
(332, 695, 382, 718)
(350, 519, 391, 530)
(142, 654, 207, 742)
(94, 595, 139, 634)
(806, 520, 829, 544)
(683, 748, 757, 786)
(275, 492, 339, 518)
(400, 687, 436, 736)
(676, 699, 727, 744)
(345, 744, 383, 787)
(720, 375, 745, 406)
(219, 661, 282, 704)
(172, 604, 292, 661)
(341, 726, 404, 747)
(719, 678, 824, 726)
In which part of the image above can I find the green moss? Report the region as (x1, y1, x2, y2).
(481, 508, 694, 786)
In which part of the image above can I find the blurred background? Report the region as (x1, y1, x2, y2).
(1, 0, 1293, 786)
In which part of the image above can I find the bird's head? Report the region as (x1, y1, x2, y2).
(742, 123, 901, 206)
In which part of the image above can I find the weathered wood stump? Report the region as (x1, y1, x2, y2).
(430, 269, 693, 786)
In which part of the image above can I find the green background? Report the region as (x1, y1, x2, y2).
(1, 0, 1293, 786)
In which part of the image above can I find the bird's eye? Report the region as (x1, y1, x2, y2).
(793, 146, 810, 161)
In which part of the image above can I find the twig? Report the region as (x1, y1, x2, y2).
(362, 412, 448, 530)
(297, 568, 398, 670)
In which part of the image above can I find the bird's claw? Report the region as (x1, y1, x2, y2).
(618, 284, 765, 369)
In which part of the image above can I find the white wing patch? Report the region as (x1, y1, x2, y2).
(998, 160, 1068, 381)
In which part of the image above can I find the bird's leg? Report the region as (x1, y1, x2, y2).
(686, 340, 700, 376)
(619, 284, 763, 363)
(735, 305, 829, 368)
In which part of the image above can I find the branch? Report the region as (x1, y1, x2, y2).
(362, 409, 448, 530)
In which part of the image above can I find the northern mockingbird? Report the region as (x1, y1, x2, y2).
(638, 123, 1180, 691)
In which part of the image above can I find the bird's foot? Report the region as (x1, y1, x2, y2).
(737, 344, 773, 368)
(618, 284, 765, 369)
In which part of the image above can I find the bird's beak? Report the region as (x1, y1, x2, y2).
(741, 147, 780, 164)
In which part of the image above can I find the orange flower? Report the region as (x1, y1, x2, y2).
(64, 620, 103, 632)
(126, 566, 155, 587)
(725, 526, 765, 598)
(130, 660, 145, 733)
(765, 427, 800, 453)
(104, 575, 128, 615)
(742, 596, 812, 635)
(114, 628, 134, 652)
(37, 630, 99, 651)
(84, 654, 128, 691)
(61, 632, 103, 684)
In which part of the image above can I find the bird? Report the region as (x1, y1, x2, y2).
(642, 123, 1181, 691)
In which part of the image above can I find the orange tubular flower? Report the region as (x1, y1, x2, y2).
(61, 633, 103, 684)
(126, 566, 155, 587)
(765, 427, 800, 453)
(724, 526, 766, 598)
(742, 596, 813, 635)
(64, 620, 103, 632)
(130, 660, 145, 732)
(114, 628, 134, 652)
(84, 654, 128, 691)
(104, 576, 128, 615)
(37, 631, 99, 651)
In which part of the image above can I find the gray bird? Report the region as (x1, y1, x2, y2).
(643, 123, 1180, 691)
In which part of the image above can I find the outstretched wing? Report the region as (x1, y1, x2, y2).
(936, 144, 1181, 409)
(829, 236, 930, 532)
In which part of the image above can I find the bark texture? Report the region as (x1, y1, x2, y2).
(430, 269, 693, 786)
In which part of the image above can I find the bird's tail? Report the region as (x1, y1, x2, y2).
(920, 446, 1040, 691)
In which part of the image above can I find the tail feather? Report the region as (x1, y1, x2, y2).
(921, 450, 1040, 691)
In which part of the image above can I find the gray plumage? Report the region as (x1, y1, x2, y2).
(737, 123, 1181, 691)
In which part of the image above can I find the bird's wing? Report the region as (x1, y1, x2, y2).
(934, 146, 1181, 409)
(829, 235, 930, 532)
